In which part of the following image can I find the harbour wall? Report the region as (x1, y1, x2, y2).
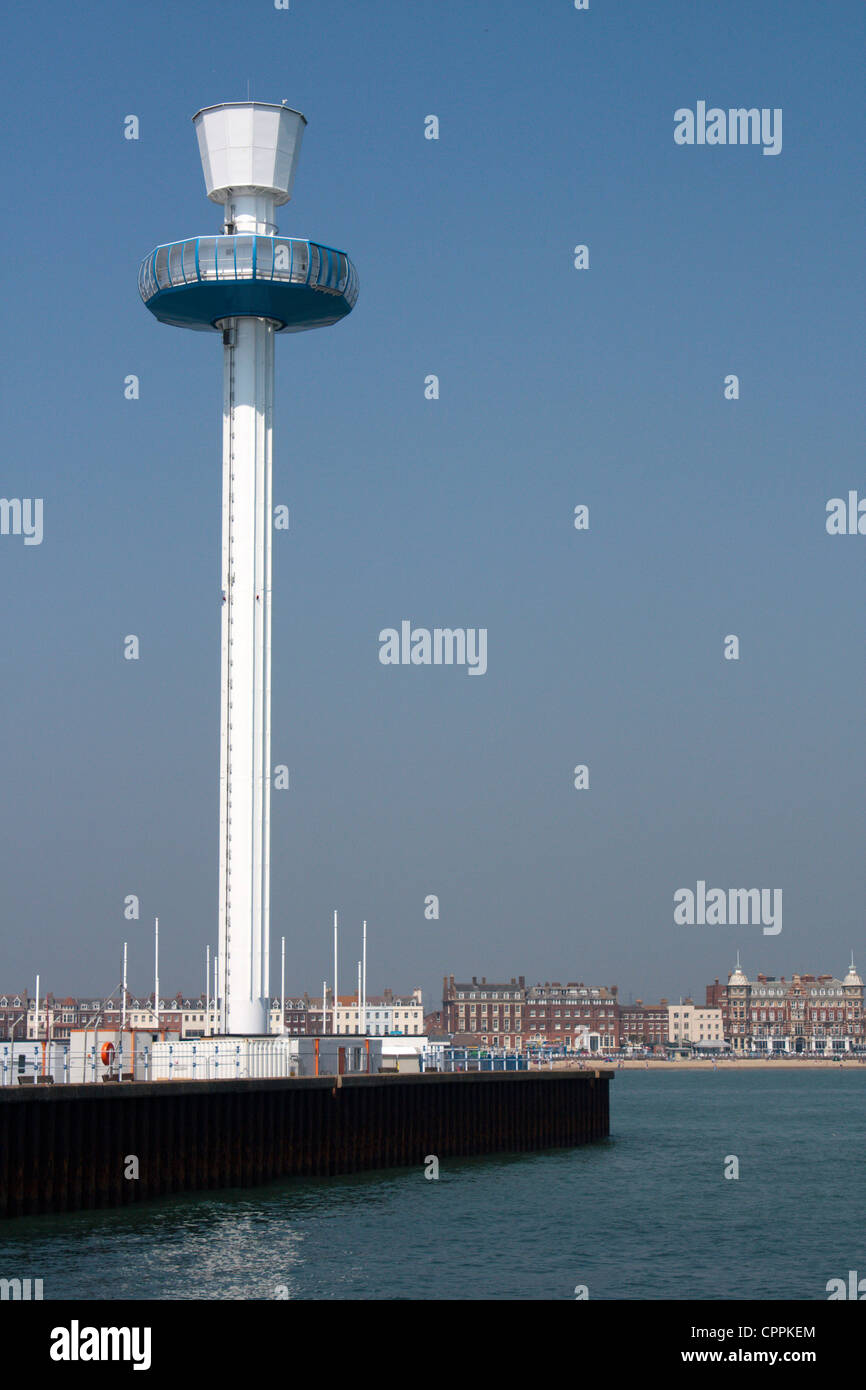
(0, 1069, 611, 1219)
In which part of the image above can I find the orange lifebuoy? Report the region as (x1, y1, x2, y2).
(101, 1041, 115, 1066)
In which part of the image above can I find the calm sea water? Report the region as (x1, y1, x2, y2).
(1, 1071, 862, 1300)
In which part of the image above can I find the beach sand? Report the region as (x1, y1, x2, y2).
(550, 1057, 865, 1071)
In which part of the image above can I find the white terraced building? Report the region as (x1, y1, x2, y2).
(266, 990, 424, 1036)
(667, 1002, 725, 1049)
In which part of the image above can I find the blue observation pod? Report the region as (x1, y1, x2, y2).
(138, 102, 358, 335)
(138, 233, 359, 333)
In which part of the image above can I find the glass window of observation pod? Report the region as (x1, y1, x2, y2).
(138, 258, 153, 301)
(235, 236, 254, 278)
(215, 236, 235, 277)
(168, 242, 184, 284)
(154, 245, 170, 289)
(288, 241, 308, 283)
(255, 236, 274, 279)
(182, 240, 197, 283)
(198, 237, 217, 280)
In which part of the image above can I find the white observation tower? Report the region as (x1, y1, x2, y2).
(139, 103, 359, 1034)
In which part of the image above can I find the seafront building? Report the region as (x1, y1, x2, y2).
(9, 987, 422, 1043)
(667, 1002, 724, 1050)
(442, 959, 866, 1055)
(442, 976, 620, 1052)
(0, 994, 29, 1041)
(7, 958, 864, 1054)
(525, 982, 619, 1051)
(618, 1000, 670, 1050)
(329, 990, 424, 1037)
(441, 976, 526, 1049)
(705, 957, 864, 1054)
(269, 990, 424, 1037)
(267, 997, 314, 1035)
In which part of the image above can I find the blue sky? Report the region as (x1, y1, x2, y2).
(0, 0, 863, 1010)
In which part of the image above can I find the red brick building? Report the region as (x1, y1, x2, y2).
(618, 1000, 670, 1051)
(442, 974, 620, 1052)
(524, 982, 619, 1051)
(0, 993, 29, 1041)
(443, 976, 525, 1048)
(706, 957, 865, 1053)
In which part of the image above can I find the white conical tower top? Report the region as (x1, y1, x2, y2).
(844, 952, 862, 987)
(193, 101, 307, 209)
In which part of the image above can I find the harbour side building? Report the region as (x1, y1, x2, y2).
(705, 958, 865, 1054)
(442, 976, 619, 1052)
(525, 982, 619, 1051)
(667, 1001, 725, 1050)
(317, 991, 424, 1037)
(442, 977, 526, 1050)
(618, 1000, 670, 1052)
(9, 989, 422, 1043)
(0, 994, 29, 1042)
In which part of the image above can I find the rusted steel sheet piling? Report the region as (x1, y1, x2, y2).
(0, 1070, 611, 1219)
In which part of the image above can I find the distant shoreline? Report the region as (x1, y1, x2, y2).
(551, 1058, 865, 1071)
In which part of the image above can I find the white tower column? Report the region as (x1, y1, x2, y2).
(187, 101, 309, 1036)
(141, 102, 357, 1047)
(218, 311, 274, 1035)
